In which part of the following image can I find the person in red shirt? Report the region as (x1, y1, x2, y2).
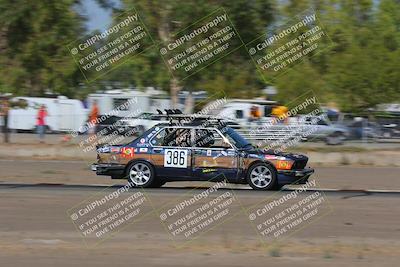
(88, 100, 99, 137)
(36, 105, 48, 143)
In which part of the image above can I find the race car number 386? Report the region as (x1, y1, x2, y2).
(164, 149, 188, 168)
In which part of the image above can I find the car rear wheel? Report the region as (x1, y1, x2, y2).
(247, 163, 277, 190)
(127, 161, 155, 188)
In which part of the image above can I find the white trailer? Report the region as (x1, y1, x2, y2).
(8, 96, 88, 132)
(87, 88, 174, 117)
(203, 98, 277, 123)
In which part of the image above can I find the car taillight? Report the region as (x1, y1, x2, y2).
(276, 160, 293, 170)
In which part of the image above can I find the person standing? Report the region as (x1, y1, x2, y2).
(0, 98, 10, 143)
(249, 105, 261, 123)
(36, 105, 48, 143)
(88, 100, 99, 137)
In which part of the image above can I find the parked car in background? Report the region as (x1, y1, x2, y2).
(375, 115, 400, 138)
(78, 116, 140, 136)
(302, 116, 349, 145)
(381, 123, 400, 138)
(345, 119, 382, 140)
(120, 112, 169, 134)
(235, 115, 349, 146)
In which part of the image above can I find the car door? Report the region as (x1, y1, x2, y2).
(192, 128, 238, 181)
(150, 127, 192, 178)
(304, 117, 327, 139)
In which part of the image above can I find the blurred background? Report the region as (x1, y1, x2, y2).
(0, 0, 399, 146)
(1, 2, 400, 266)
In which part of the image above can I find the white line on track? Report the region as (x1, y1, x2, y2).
(1, 182, 400, 193)
(0, 159, 85, 163)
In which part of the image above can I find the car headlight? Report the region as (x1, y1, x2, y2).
(276, 160, 293, 170)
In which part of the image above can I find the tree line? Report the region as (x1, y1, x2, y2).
(0, 0, 399, 112)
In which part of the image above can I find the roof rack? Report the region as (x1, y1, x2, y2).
(157, 109, 183, 115)
(152, 109, 229, 126)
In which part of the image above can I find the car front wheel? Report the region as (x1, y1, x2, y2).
(247, 163, 277, 190)
(127, 161, 155, 188)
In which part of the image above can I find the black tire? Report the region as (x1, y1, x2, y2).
(325, 132, 345, 145)
(246, 162, 277, 190)
(126, 161, 155, 188)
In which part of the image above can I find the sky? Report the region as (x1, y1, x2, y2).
(81, 0, 122, 32)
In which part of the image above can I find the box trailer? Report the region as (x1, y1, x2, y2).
(8, 96, 88, 132)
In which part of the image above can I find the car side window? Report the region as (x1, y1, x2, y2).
(194, 129, 231, 149)
(151, 128, 167, 146)
(167, 128, 191, 147)
(151, 128, 191, 147)
(235, 110, 243, 119)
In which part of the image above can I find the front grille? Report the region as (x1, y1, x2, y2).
(293, 159, 307, 169)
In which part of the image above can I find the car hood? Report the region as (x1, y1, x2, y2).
(244, 148, 308, 161)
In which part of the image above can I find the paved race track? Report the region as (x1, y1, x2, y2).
(1, 180, 400, 266)
(0, 160, 399, 266)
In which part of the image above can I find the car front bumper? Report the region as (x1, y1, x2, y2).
(91, 163, 125, 178)
(277, 168, 314, 185)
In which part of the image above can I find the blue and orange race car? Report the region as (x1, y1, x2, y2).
(91, 115, 314, 190)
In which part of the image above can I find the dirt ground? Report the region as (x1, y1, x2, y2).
(0, 184, 399, 267)
(0, 159, 399, 266)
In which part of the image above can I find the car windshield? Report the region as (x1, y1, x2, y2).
(221, 127, 252, 149)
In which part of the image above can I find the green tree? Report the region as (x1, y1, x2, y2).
(102, 0, 276, 105)
(0, 0, 86, 97)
